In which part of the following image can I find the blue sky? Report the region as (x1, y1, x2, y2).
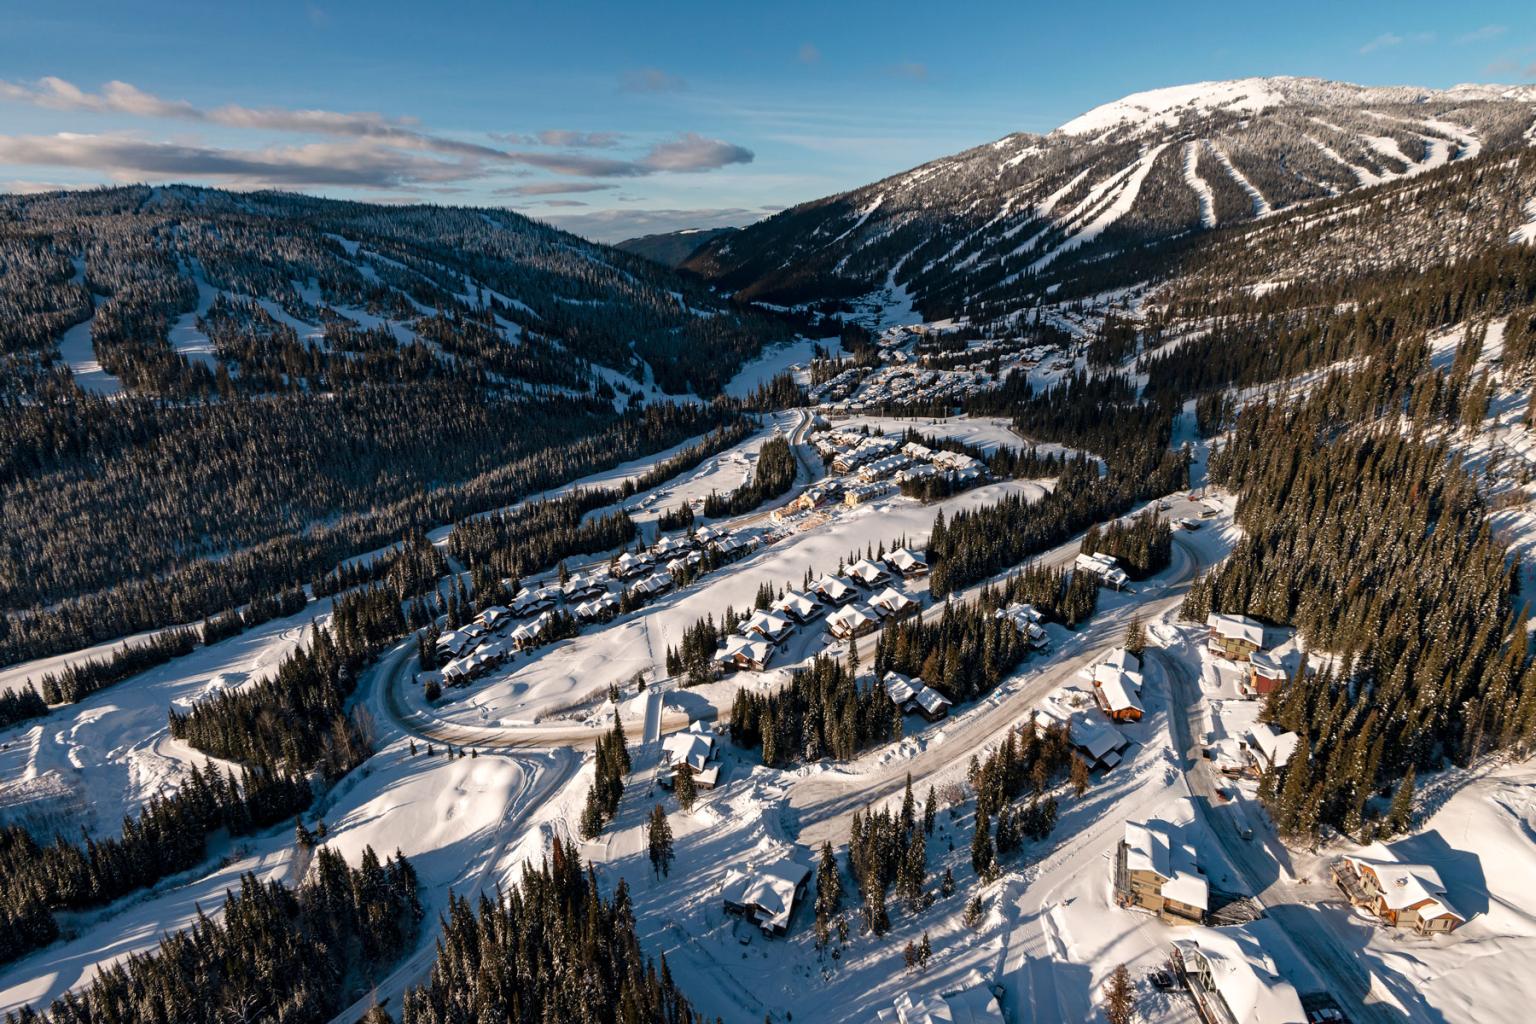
(0, 0, 1532, 240)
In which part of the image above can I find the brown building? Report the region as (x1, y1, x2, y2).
(1333, 855, 1465, 935)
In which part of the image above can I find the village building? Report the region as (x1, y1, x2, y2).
(1207, 612, 1266, 662)
(1171, 927, 1307, 1024)
(827, 604, 881, 640)
(858, 454, 910, 481)
(721, 856, 812, 936)
(477, 605, 512, 630)
(715, 634, 776, 672)
(996, 602, 1050, 649)
(771, 589, 822, 623)
(1034, 703, 1130, 769)
(509, 611, 554, 651)
(1246, 649, 1288, 696)
(574, 593, 619, 623)
(1244, 722, 1299, 775)
(740, 609, 796, 645)
(869, 586, 919, 620)
(1115, 819, 1209, 924)
(812, 573, 860, 606)
(884, 547, 929, 577)
(882, 672, 954, 722)
(844, 481, 895, 506)
(847, 558, 892, 588)
(1074, 551, 1129, 590)
(1082, 649, 1144, 722)
(1332, 854, 1465, 934)
(660, 722, 721, 790)
(877, 987, 1003, 1024)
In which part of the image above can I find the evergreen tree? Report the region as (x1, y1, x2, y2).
(647, 804, 675, 879)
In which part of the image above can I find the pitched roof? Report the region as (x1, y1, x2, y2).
(1249, 722, 1299, 769)
(1343, 855, 1463, 919)
(1124, 819, 1208, 910)
(1172, 926, 1306, 1024)
(1208, 612, 1265, 647)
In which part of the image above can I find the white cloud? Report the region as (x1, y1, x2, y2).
(1359, 31, 1434, 55)
(622, 67, 687, 93)
(1456, 25, 1506, 45)
(638, 133, 753, 172)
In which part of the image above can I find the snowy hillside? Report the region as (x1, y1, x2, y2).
(684, 76, 1536, 321)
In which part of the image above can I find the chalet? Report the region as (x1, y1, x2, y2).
(1207, 612, 1265, 662)
(1116, 818, 1208, 923)
(716, 635, 775, 672)
(1074, 551, 1129, 590)
(893, 463, 938, 484)
(901, 441, 934, 461)
(561, 574, 606, 602)
(710, 532, 758, 559)
(847, 558, 892, 587)
(435, 626, 480, 660)
(771, 590, 822, 623)
(614, 551, 651, 579)
(1247, 650, 1288, 696)
(740, 609, 796, 645)
(1082, 649, 1144, 723)
(1035, 705, 1130, 769)
(665, 551, 705, 576)
(858, 454, 910, 481)
(844, 481, 894, 506)
(812, 573, 860, 606)
(1333, 854, 1465, 934)
(882, 672, 953, 722)
(477, 606, 512, 630)
(1172, 927, 1307, 1024)
(661, 722, 721, 790)
(693, 525, 722, 546)
(884, 547, 929, 577)
(869, 586, 919, 620)
(653, 534, 691, 559)
(827, 604, 881, 640)
(1244, 723, 1299, 775)
(511, 587, 560, 615)
(996, 602, 1049, 649)
(721, 857, 811, 936)
(878, 989, 1003, 1024)
(631, 571, 674, 598)
(575, 594, 619, 623)
(509, 611, 553, 651)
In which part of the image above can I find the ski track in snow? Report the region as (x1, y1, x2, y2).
(1206, 144, 1272, 217)
(1029, 142, 1170, 272)
(1183, 141, 1217, 229)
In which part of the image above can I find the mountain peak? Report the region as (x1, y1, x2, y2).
(1052, 75, 1536, 138)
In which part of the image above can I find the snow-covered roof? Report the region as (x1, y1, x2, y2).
(1343, 855, 1462, 920)
(772, 590, 820, 619)
(914, 686, 952, 717)
(814, 574, 857, 600)
(662, 728, 716, 772)
(1248, 649, 1287, 679)
(1093, 669, 1143, 715)
(827, 604, 879, 636)
(718, 634, 775, 667)
(885, 547, 927, 572)
(883, 671, 919, 705)
(741, 609, 794, 640)
(870, 586, 917, 615)
(1172, 925, 1307, 1024)
(1124, 819, 1208, 910)
(847, 558, 890, 584)
(1249, 722, 1299, 770)
(721, 858, 810, 933)
(1208, 612, 1265, 647)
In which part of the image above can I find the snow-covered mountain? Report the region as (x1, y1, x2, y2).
(684, 77, 1536, 320)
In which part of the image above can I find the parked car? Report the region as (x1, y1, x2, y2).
(1239, 826, 1255, 841)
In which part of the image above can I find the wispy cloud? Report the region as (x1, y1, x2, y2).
(1456, 25, 1506, 45)
(0, 133, 482, 188)
(527, 129, 623, 148)
(495, 181, 618, 196)
(621, 67, 687, 93)
(0, 77, 754, 189)
(798, 43, 821, 65)
(1359, 31, 1434, 55)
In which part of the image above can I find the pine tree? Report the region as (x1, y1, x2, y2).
(1104, 963, 1135, 1024)
(924, 785, 937, 835)
(816, 840, 843, 941)
(1123, 614, 1145, 655)
(971, 805, 994, 878)
(647, 804, 674, 879)
(674, 766, 697, 812)
(1071, 756, 1090, 798)
(1386, 767, 1416, 835)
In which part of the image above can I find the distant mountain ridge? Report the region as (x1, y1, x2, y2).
(615, 226, 738, 268)
(683, 76, 1536, 321)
